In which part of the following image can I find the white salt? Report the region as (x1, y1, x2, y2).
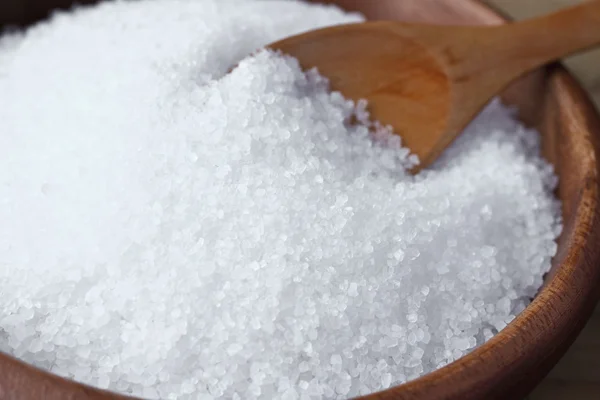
(0, 0, 561, 399)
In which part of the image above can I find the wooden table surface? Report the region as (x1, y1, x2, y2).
(483, 1, 600, 398)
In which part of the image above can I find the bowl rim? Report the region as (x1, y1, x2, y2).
(1, 1, 600, 400)
(359, 1, 600, 399)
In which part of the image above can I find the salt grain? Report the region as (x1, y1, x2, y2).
(0, 0, 561, 399)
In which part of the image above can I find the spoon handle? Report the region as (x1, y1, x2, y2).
(491, 0, 600, 78)
(439, 1, 600, 119)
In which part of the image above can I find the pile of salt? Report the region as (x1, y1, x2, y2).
(0, 1, 561, 399)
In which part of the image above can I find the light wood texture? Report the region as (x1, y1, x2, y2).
(482, 2, 600, 399)
(484, 0, 600, 102)
(1, 1, 600, 400)
(272, 1, 600, 171)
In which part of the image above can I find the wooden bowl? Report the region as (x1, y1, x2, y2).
(1, 1, 600, 399)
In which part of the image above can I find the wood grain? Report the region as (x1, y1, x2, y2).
(484, 0, 600, 87)
(275, 1, 600, 171)
(484, 3, 600, 399)
(1, 1, 600, 400)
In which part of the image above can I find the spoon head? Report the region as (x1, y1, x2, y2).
(269, 22, 452, 172)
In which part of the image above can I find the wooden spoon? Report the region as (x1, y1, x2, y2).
(269, 1, 600, 172)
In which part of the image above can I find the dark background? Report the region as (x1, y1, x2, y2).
(0, 0, 99, 27)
